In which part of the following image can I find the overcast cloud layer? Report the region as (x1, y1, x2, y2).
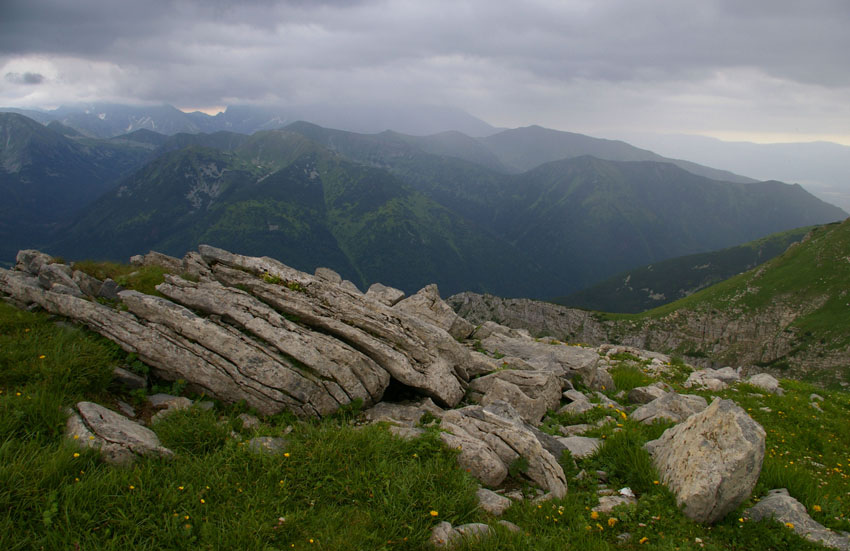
(2, 0, 849, 143)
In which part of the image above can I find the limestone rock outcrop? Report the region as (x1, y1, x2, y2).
(0, 246, 502, 417)
(645, 398, 765, 524)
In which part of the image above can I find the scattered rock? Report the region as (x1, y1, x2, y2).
(630, 392, 708, 424)
(111, 367, 147, 391)
(246, 436, 289, 455)
(362, 399, 443, 426)
(628, 383, 668, 405)
(810, 393, 824, 402)
(238, 413, 260, 430)
(130, 251, 183, 272)
(430, 521, 493, 548)
(98, 279, 125, 301)
(593, 495, 638, 514)
(66, 402, 173, 465)
(747, 373, 783, 395)
(116, 400, 136, 418)
(476, 488, 512, 515)
(497, 520, 521, 533)
(557, 436, 602, 459)
(559, 424, 592, 436)
(442, 401, 567, 498)
(646, 399, 765, 524)
(747, 488, 850, 550)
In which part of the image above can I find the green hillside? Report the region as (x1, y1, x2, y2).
(557, 226, 813, 313)
(0, 113, 151, 263)
(50, 140, 558, 297)
(604, 218, 850, 379)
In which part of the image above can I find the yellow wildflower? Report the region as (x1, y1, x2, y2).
(590, 511, 599, 520)
(73, 452, 80, 458)
(813, 505, 822, 512)
(430, 510, 439, 517)
(639, 536, 649, 544)
(785, 522, 795, 529)
(608, 517, 618, 527)
(38, 355, 45, 359)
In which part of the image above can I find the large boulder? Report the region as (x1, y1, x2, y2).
(645, 398, 765, 524)
(747, 373, 783, 395)
(747, 488, 850, 550)
(630, 392, 708, 424)
(66, 402, 173, 465)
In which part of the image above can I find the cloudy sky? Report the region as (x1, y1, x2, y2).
(2, 0, 849, 144)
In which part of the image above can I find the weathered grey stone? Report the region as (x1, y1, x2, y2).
(67, 402, 173, 465)
(150, 396, 193, 423)
(199, 247, 476, 407)
(558, 399, 595, 415)
(442, 402, 567, 498)
(747, 373, 783, 395)
(15, 249, 54, 275)
(38, 263, 79, 294)
(181, 251, 212, 279)
(747, 488, 850, 550)
(98, 279, 124, 301)
(112, 367, 147, 391)
(394, 284, 474, 340)
(362, 399, 444, 426)
(148, 393, 182, 408)
(132, 251, 183, 272)
(117, 400, 136, 418)
(469, 370, 561, 425)
(684, 368, 739, 390)
(364, 282, 406, 306)
(430, 522, 455, 548)
(472, 322, 599, 378)
(73, 270, 103, 297)
(562, 389, 587, 403)
(810, 393, 824, 402)
(497, 520, 521, 533)
(593, 495, 638, 513)
(314, 267, 342, 284)
(340, 280, 362, 294)
(388, 425, 426, 440)
(439, 421, 508, 487)
(646, 399, 765, 524)
(431, 522, 493, 548)
(476, 488, 512, 515)
(559, 423, 592, 436)
(628, 383, 668, 405)
(631, 392, 708, 424)
(246, 436, 289, 455)
(155, 276, 390, 411)
(238, 413, 261, 430)
(557, 436, 601, 459)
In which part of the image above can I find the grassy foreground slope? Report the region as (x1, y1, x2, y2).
(2, 275, 849, 549)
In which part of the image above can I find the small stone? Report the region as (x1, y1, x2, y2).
(476, 488, 512, 515)
(238, 413, 261, 430)
(557, 436, 602, 459)
(594, 495, 638, 513)
(111, 367, 147, 391)
(497, 520, 521, 533)
(246, 436, 289, 455)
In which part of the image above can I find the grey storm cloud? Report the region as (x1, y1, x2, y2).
(5, 72, 45, 85)
(1, 0, 849, 139)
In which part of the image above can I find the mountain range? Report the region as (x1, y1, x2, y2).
(1, 110, 846, 298)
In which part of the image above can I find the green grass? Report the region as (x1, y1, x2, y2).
(73, 260, 170, 296)
(0, 301, 847, 549)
